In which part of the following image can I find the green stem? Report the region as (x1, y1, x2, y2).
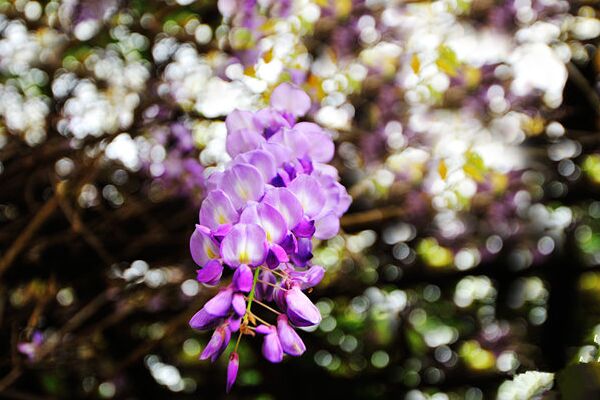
(243, 267, 261, 323)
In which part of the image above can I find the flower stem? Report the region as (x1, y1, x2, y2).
(244, 267, 261, 320)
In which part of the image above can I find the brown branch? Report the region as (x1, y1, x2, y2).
(340, 206, 405, 228)
(0, 196, 58, 279)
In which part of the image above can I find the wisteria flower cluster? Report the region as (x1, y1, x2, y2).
(188, 82, 350, 392)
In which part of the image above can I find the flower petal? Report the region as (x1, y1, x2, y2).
(190, 225, 220, 267)
(294, 122, 334, 163)
(189, 309, 221, 331)
(221, 163, 265, 210)
(226, 129, 265, 158)
(232, 293, 246, 316)
(262, 332, 283, 363)
(200, 190, 239, 230)
(277, 314, 306, 356)
(270, 83, 311, 117)
(288, 175, 326, 219)
(204, 288, 233, 317)
(225, 109, 260, 135)
(262, 187, 303, 230)
(233, 264, 253, 292)
(314, 212, 340, 240)
(235, 149, 276, 182)
(220, 224, 268, 267)
(200, 325, 231, 362)
(196, 259, 224, 285)
(241, 202, 287, 244)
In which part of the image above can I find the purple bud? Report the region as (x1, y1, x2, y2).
(196, 260, 224, 285)
(200, 325, 231, 362)
(233, 264, 253, 292)
(226, 352, 239, 393)
(285, 285, 321, 327)
(277, 314, 306, 356)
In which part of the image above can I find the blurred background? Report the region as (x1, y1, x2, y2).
(1, 0, 600, 399)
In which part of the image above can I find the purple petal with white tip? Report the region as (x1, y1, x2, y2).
(235, 149, 276, 182)
(288, 175, 326, 218)
(221, 163, 265, 210)
(200, 190, 239, 230)
(190, 225, 220, 267)
(270, 82, 311, 117)
(226, 129, 265, 158)
(225, 109, 261, 134)
(241, 202, 287, 244)
(220, 224, 268, 267)
(262, 187, 303, 230)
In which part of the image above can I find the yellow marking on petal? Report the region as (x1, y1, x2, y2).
(206, 245, 217, 259)
(239, 251, 250, 264)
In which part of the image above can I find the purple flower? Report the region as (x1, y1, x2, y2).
(188, 83, 350, 391)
